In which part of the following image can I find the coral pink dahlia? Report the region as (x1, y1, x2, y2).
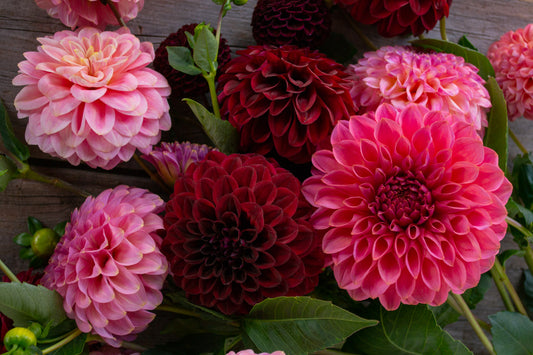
(348, 46, 491, 131)
(34, 0, 144, 29)
(335, 0, 452, 37)
(302, 103, 512, 310)
(488, 24, 533, 121)
(162, 151, 325, 315)
(142, 141, 215, 187)
(218, 45, 357, 164)
(41, 185, 168, 346)
(13, 27, 171, 170)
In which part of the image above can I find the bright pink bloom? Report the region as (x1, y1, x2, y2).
(13, 27, 171, 170)
(34, 0, 144, 29)
(348, 46, 491, 131)
(142, 141, 215, 187)
(302, 103, 511, 310)
(488, 24, 533, 121)
(227, 351, 286, 355)
(42, 185, 168, 346)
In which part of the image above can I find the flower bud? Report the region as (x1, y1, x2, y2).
(232, 0, 247, 5)
(3, 327, 37, 351)
(30, 228, 59, 258)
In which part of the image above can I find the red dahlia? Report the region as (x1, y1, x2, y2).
(154, 24, 232, 99)
(251, 0, 332, 49)
(336, 0, 452, 37)
(162, 151, 325, 315)
(218, 45, 357, 164)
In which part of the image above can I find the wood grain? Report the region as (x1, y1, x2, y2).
(1, 1, 533, 353)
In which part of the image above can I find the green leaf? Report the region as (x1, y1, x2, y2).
(167, 46, 203, 76)
(184, 99, 239, 154)
(498, 249, 525, 266)
(507, 198, 533, 230)
(0, 282, 66, 327)
(0, 155, 19, 191)
(343, 304, 472, 355)
(185, 32, 195, 49)
(19, 247, 34, 260)
(490, 311, 533, 355)
(47, 332, 87, 355)
(523, 270, 533, 314)
(411, 38, 495, 80)
(165, 291, 233, 322)
(484, 76, 508, 172)
(27, 217, 44, 235)
(193, 26, 218, 73)
(242, 296, 378, 355)
(52, 221, 67, 237)
(0, 100, 30, 162)
(511, 153, 533, 209)
(457, 35, 478, 51)
(14, 232, 32, 247)
(318, 32, 357, 63)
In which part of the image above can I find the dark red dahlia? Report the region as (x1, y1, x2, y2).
(154, 23, 232, 99)
(251, 0, 332, 49)
(218, 45, 357, 164)
(162, 151, 325, 315)
(1, 270, 42, 353)
(336, 0, 452, 37)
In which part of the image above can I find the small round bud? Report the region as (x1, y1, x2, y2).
(30, 228, 59, 257)
(232, 0, 247, 5)
(4, 327, 37, 351)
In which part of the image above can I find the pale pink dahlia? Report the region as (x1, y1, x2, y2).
(34, 0, 144, 29)
(13, 27, 171, 170)
(41, 185, 168, 346)
(488, 24, 533, 121)
(227, 351, 286, 355)
(348, 46, 491, 131)
(302, 103, 512, 310)
(142, 141, 215, 187)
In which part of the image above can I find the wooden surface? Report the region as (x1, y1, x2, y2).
(1, 0, 533, 353)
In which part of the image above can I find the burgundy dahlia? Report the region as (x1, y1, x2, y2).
(162, 151, 325, 315)
(218, 45, 357, 164)
(154, 24, 232, 99)
(251, 0, 332, 49)
(336, 0, 452, 37)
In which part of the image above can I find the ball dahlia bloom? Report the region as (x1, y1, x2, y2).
(41, 185, 168, 346)
(154, 23, 232, 99)
(162, 151, 325, 315)
(488, 24, 533, 121)
(251, 0, 331, 49)
(335, 0, 452, 37)
(348, 46, 491, 131)
(142, 141, 215, 187)
(302, 103, 512, 310)
(218, 45, 357, 164)
(34, 0, 144, 29)
(13, 27, 171, 170)
(227, 351, 286, 355)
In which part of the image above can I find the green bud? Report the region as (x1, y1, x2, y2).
(30, 228, 59, 257)
(232, 0, 247, 5)
(26, 323, 42, 339)
(4, 327, 37, 351)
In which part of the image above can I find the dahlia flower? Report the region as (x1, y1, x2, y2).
(142, 141, 215, 187)
(162, 151, 324, 315)
(41, 185, 168, 346)
(34, 0, 143, 29)
(13, 27, 171, 170)
(336, 0, 452, 37)
(227, 351, 286, 355)
(251, 0, 331, 49)
(488, 24, 533, 121)
(154, 24, 232, 99)
(302, 103, 512, 310)
(218, 45, 357, 164)
(348, 46, 491, 131)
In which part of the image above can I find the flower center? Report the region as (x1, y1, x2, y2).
(369, 174, 434, 231)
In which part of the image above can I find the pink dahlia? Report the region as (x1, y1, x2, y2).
(335, 0, 452, 37)
(13, 27, 171, 170)
(34, 0, 144, 29)
(218, 45, 357, 164)
(302, 103, 512, 310)
(41, 185, 168, 346)
(488, 24, 533, 121)
(348, 46, 491, 131)
(162, 151, 325, 315)
(142, 141, 215, 187)
(227, 351, 286, 355)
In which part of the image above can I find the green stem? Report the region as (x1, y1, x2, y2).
(0, 258, 20, 283)
(449, 293, 496, 355)
(440, 17, 448, 41)
(492, 257, 528, 316)
(156, 304, 206, 318)
(224, 335, 242, 353)
(42, 328, 83, 354)
(490, 266, 516, 312)
(204, 72, 221, 119)
(215, 2, 228, 49)
(132, 154, 171, 194)
(339, 7, 377, 51)
(509, 127, 529, 155)
(446, 296, 491, 332)
(524, 247, 533, 276)
(506, 216, 533, 281)
(20, 168, 90, 198)
(104, 0, 127, 27)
